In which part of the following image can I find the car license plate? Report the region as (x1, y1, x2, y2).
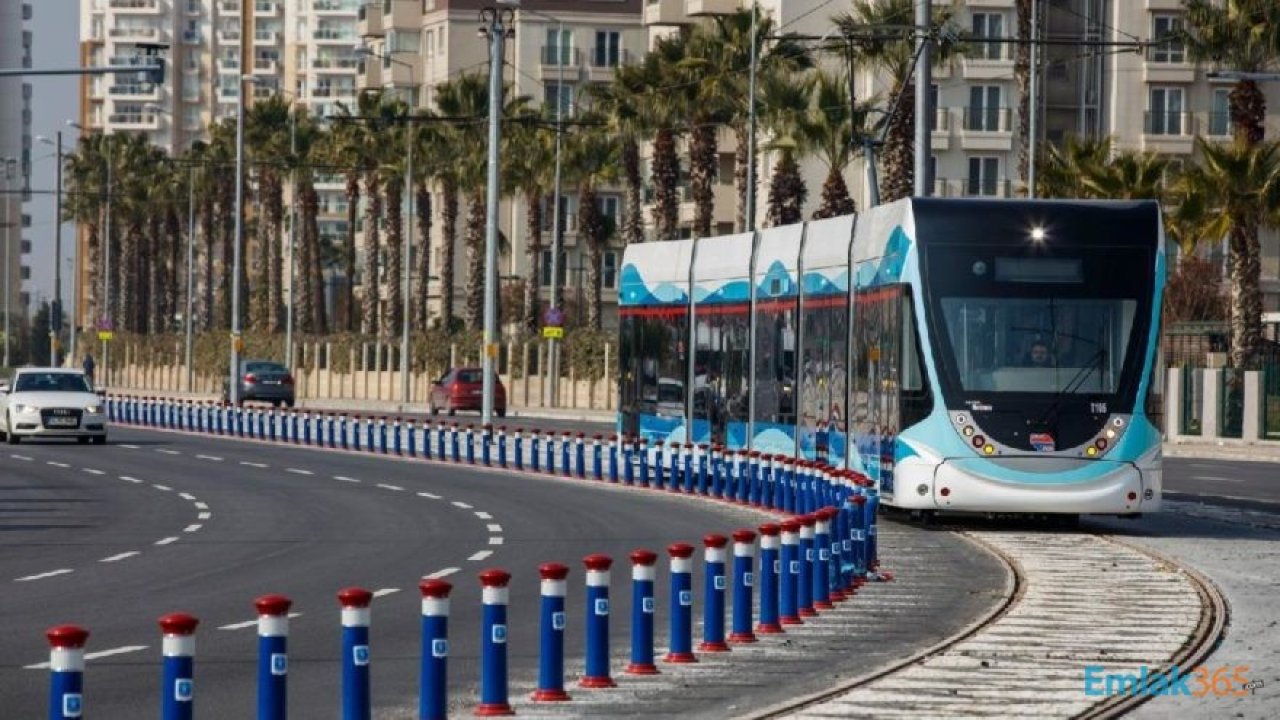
(46, 417, 78, 427)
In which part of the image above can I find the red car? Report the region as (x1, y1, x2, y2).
(429, 368, 507, 417)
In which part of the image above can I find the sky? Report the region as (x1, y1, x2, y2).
(25, 0, 80, 312)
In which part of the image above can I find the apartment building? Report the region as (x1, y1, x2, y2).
(1, 0, 33, 329)
(356, 0, 647, 327)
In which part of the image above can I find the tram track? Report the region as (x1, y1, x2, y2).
(753, 528, 1227, 719)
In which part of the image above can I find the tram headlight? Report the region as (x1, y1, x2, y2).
(971, 435, 985, 448)
(962, 426, 975, 437)
(1085, 446, 1098, 457)
(982, 444, 995, 455)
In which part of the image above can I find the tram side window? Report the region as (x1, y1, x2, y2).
(900, 289, 933, 426)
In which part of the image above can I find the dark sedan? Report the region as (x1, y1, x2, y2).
(223, 360, 295, 407)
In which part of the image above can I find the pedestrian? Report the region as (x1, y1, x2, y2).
(82, 353, 96, 386)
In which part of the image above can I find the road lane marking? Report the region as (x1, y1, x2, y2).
(157, 449, 181, 455)
(16, 569, 73, 582)
(100, 551, 141, 563)
(451, 501, 473, 509)
(468, 550, 493, 562)
(486, 524, 503, 533)
(196, 454, 223, 461)
(372, 588, 400, 598)
(154, 537, 180, 546)
(153, 484, 172, 492)
(1192, 475, 1245, 483)
(424, 568, 459, 579)
(286, 468, 313, 475)
(198, 511, 211, 520)
(417, 491, 440, 499)
(219, 612, 303, 631)
(120, 476, 142, 483)
(376, 483, 404, 492)
(240, 460, 268, 468)
(10, 454, 31, 461)
(119, 444, 140, 449)
(83, 468, 105, 475)
(474, 511, 493, 520)
(183, 524, 202, 533)
(25, 645, 148, 670)
(489, 537, 504, 546)
(335, 475, 361, 483)
(47, 461, 69, 468)
(179, 492, 196, 500)
(194, 501, 209, 510)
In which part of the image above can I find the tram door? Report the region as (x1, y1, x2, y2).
(851, 286, 903, 494)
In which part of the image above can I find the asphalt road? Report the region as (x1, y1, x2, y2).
(0, 426, 1005, 719)
(1163, 455, 1280, 508)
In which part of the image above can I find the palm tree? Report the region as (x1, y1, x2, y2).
(409, 115, 452, 332)
(1015, 0, 1032, 184)
(368, 97, 411, 339)
(761, 70, 812, 227)
(1173, 138, 1280, 369)
(564, 121, 621, 330)
(328, 95, 380, 333)
(1036, 134, 1113, 198)
(63, 133, 108, 328)
(587, 62, 646, 247)
(637, 35, 687, 242)
(1182, 0, 1280, 147)
(434, 74, 491, 329)
(505, 113, 556, 330)
(797, 69, 870, 219)
(245, 95, 293, 333)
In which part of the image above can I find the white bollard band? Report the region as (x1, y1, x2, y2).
(422, 597, 450, 617)
(163, 635, 196, 657)
(482, 586, 510, 605)
(704, 547, 727, 563)
(586, 569, 611, 588)
(632, 565, 656, 581)
(341, 607, 372, 628)
(258, 616, 289, 638)
(541, 579, 567, 597)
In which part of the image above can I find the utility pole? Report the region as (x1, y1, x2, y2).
(184, 164, 196, 391)
(914, 0, 932, 198)
(286, 108, 297, 371)
(52, 132, 63, 366)
(401, 126, 413, 404)
(1, 159, 11, 368)
(479, 5, 512, 427)
(1028, 0, 1040, 198)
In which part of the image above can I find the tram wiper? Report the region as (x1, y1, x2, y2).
(1035, 349, 1107, 427)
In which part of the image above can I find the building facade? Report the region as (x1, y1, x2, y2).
(1, 0, 33, 339)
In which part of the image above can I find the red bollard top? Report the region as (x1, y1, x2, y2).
(780, 518, 802, 533)
(498, 425, 507, 432)
(703, 533, 728, 549)
(594, 434, 603, 441)
(816, 507, 837, 522)
(732, 528, 757, 544)
(338, 587, 374, 609)
(419, 578, 453, 598)
(698, 443, 708, 450)
(798, 514, 817, 528)
(609, 433, 618, 441)
(851, 494, 867, 506)
(563, 430, 573, 437)
(684, 443, 693, 449)
(748, 450, 760, 458)
(577, 432, 586, 439)
(630, 548, 658, 566)
(158, 613, 199, 636)
(667, 542, 695, 559)
(46, 625, 90, 649)
(758, 522, 781, 537)
(539, 562, 570, 581)
(255, 594, 293, 616)
(582, 553, 613, 571)
(478, 568, 511, 588)
(483, 423, 493, 431)
(395, 417, 403, 424)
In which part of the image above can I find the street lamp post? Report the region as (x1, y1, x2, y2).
(38, 133, 65, 366)
(1, 158, 14, 368)
(229, 73, 252, 405)
(479, 6, 513, 427)
(285, 105, 297, 372)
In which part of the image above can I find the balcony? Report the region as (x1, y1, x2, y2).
(253, 57, 279, 74)
(588, 48, 633, 81)
(253, 1, 279, 16)
(314, 27, 356, 44)
(541, 47, 582, 78)
(108, 0, 161, 13)
(686, 0, 738, 15)
(1141, 110, 1194, 154)
(254, 29, 281, 45)
(108, 27, 160, 40)
(961, 41, 1013, 80)
(644, 0, 692, 27)
(108, 84, 161, 101)
(217, 56, 240, 72)
(955, 177, 1013, 199)
(107, 112, 160, 129)
(959, 106, 1013, 151)
(252, 85, 277, 99)
(313, 0, 353, 14)
(218, 0, 239, 14)
(312, 56, 359, 72)
(182, 30, 202, 45)
(218, 29, 241, 44)
(357, 3, 384, 38)
(931, 106, 952, 150)
(1143, 58, 1195, 84)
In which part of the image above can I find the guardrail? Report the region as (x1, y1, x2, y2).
(40, 395, 889, 719)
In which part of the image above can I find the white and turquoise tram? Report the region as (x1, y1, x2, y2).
(618, 198, 1165, 516)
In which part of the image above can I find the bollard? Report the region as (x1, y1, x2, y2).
(652, 440, 666, 490)
(268, 408, 278, 442)
(159, 613, 199, 720)
(779, 519, 803, 625)
(407, 419, 418, 458)
(797, 515, 817, 617)
(699, 534, 730, 652)
(365, 416, 377, 452)
(729, 529, 758, 644)
(696, 444, 709, 495)
(419, 579, 452, 720)
(561, 432, 573, 477)
(496, 426, 507, 468)
(392, 418, 403, 455)
(709, 445, 724, 497)
(668, 442, 682, 491)
(513, 429, 524, 471)
(622, 436, 635, 485)
(377, 417, 388, 454)
(575, 433, 587, 479)
(476, 569, 514, 716)
(482, 425, 493, 467)
(813, 508, 835, 610)
(607, 434, 619, 482)
(338, 588, 373, 720)
(46, 625, 89, 720)
(756, 523, 784, 634)
(545, 432, 557, 474)
(637, 438, 650, 487)
(592, 435, 603, 481)
(532, 563, 571, 702)
(255, 594, 292, 720)
(626, 549, 659, 675)
(664, 543, 697, 664)
(449, 424, 461, 463)
(530, 430, 542, 473)
(463, 425, 476, 465)
(339, 414, 350, 450)
(681, 444, 694, 493)
(580, 554, 616, 688)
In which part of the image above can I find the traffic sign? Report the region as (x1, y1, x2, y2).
(543, 306, 564, 328)
(542, 326, 564, 340)
(97, 331, 114, 341)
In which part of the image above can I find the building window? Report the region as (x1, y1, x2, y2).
(596, 195, 620, 225)
(1147, 86, 1184, 135)
(1209, 88, 1230, 137)
(603, 251, 618, 289)
(593, 31, 621, 68)
(544, 82, 574, 117)
(929, 83, 939, 130)
(971, 13, 1004, 60)
(967, 156, 999, 196)
(544, 27, 573, 66)
(966, 85, 1002, 131)
(1150, 15, 1185, 63)
(928, 155, 938, 191)
(540, 249, 566, 288)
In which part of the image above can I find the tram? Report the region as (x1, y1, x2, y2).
(618, 198, 1165, 515)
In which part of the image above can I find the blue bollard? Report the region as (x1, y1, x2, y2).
(756, 523, 784, 635)
(798, 515, 817, 618)
(449, 424, 461, 463)
(622, 436, 634, 485)
(681, 444, 695, 493)
(255, 594, 292, 720)
(607, 435, 619, 482)
(592, 435, 603, 481)
(575, 434, 588, 479)
(46, 625, 89, 720)
(377, 417, 388, 454)
(513, 429, 524, 471)
(561, 433, 573, 477)
(728, 529, 758, 644)
(407, 420, 418, 457)
(545, 432, 556, 474)
(626, 549, 659, 675)
(496, 427, 507, 468)
(813, 508, 835, 610)
(464, 425, 476, 465)
(338, 587, 373, 720)
(339, 414, 350, 449)
(419, 579, 452, 720)
(652, 442, 666, 490)
(476, 569, 514, 716)
(637, 438, 650, 487)
(581, 554, 616, 688)
(159, 613, 199, 720)
(365, 416, 376, 452)
(664, 543, 697, 664)
(392, 418, 403, 455)
(268, 409, 278, 442)
(699, 534, 730, 653)
(780, 519, 803, 626)
(696, 444, 709, 495)
(481, 425, 492, 466)
(530, 431, 541, 473)
(324, 414, 334, 448)
(531, 562, 570, 702)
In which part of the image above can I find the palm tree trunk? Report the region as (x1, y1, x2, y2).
(523, 193, 543, 331)
(85, 223, 100, 333)
(440, 181, 459, 328)
(302, 180, 326, 333)
(266, 174, 284, 333)
(343, 176, 360, 333)
(689, 123, 717, 238)
(621, 138, 644, 245)
(1229, 213, 1263, 370)
(1230, 79, 1267, 146)
(579, 185, 603, 330)
(651, 128, 680, 241)
(362, 175, 382, 336)
(200, 193, 215, 331)
(882, 81, 915, 203)
(766, 151, 806, 227)
(166, 206, 181, 332)
(415, 183, 432, 332)
(252, 172, 271, 332)
(383, 178, 403, 339)
(814, 167, 855, 219)
(1015, 0, 1032, 185)
(297, 181, 315, 334)
(218, 178, 234, 329)
(464, 191, 485, 329)
(120, 224, 140, 332)
(733, 124, 751, 232)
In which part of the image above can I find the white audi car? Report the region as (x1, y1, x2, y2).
(0, 368, 107, 445)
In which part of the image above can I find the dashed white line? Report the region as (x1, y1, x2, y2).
(157, 449, 181, 456)
(46, 461, 69, 468)
(451, 501, 473, 509)
(335, 475, 361, 483)
(486, 523, 503, 533)
(100, 551, 140, 563)
(468, 550, 493, 562)
(194, 501, 209, 510)
(219, 612, 303, 631)
(372, 588, 400, 598)
(154, 484, 175, 492)
(474, 511, 493, 520)
(83, 468, 105, 475)
(1192, 474, 1244, 483)
(183, 524, 202, 533)
(16, 569, 73, 582)
(424, 568, 459, 579)
(179, 492, 196, 501)
(195, 454, 223, 462)
(417, 491, 441, 499)
(120, 475, 143, 484)
(286, 468, 313, 476)
(24, 645, 148, 670)
(154, 537, 180, 546)
(240, 461, 268, 468)
(119, 444, 140, 449)
(10, 454, 31, 461)
(489, 537, 504, 546)
(376, 483, 404, 492)
(197, 511, 211, 520)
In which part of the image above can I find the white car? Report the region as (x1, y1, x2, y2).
(0, 368, 107, 445)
